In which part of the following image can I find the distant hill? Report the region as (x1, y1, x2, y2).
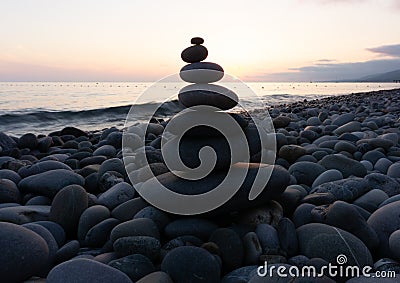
(356, 69, 400, 82)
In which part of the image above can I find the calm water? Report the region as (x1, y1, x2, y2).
(0, 82, 399, 136)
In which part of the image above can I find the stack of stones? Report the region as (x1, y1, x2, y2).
(140, 38, 290, 215)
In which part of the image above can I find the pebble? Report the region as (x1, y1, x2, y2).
(367, 200, 400, 257)
(164, 218, 218, 241)
(181, 45, 208, 63)
(319, 154, 367, 177)
(161, 246, 220, 283)
(77, 205, 110, 243)
(389, 229, 400, 261)
(98, 182, 135, 209)
(134, 206, 171, 230)
(19, 169, 85, 198)
(288, 161, 326, 186)
(255, 224, 280, 254)
(297, 223, 373, 267)
(47, 258, 132, 283)
(34, 220, 66, 247)
(353, 188, 389, 212)
(365, 172, 400, 197)
(277, 217, 298, 257)
(387, 162, 400, 178)
(311, 169, 343, 188)
(0, 205, 50, 224)
(136, 271, 173, 283)
(0, 222, 49, 282)
(333, 121, 361, 135)
(93, 145, 117, 158)
(55, 240, 80, 263)
(50, 185, 88, 237)
(332, 113, 355, 126)
(110, 218, 160, 243)
(111, 197, 148, 221)
(0, 168, 21, 184)
(242, 232, 262, 265)
(278, 145, 306, 163)
(0, 178, 21, 203)
(85, 218, 120, 247)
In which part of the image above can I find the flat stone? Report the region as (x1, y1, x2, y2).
(0, 169, 21, 184)
(161, 246, 220, 283)
(85, 218, 120, 247)
(111, 197, 149, 221)
(178, 84, 238, 110)
(77, 205, 110, 243)
(47, 258, 132, 283)
(0, 178, 21, 203)
(279, 145, 306, 163)
(19, 169, 85, 198)
(0, 205, 50, 224)
(134, 206, 171, 230)
(365, 173, 400, 197)
(332, 113, 355, 126)
(55, 240, 80, 263)
(0, 222, 49, 282)
(136, 271, 173, 283)
(180, 62, 224, 83)
(333, 121, 361, 135)
(387, 162, 400, 178)
(353, 189, 389, 212)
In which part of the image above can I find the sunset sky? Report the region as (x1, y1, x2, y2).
(1, 0, 399, 82)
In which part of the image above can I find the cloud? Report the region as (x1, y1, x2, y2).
(251, 58, 400, 82)
(316, 59, 336, 62)
(367, 44, 400, 57)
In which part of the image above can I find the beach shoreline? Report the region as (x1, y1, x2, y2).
(0, 87, 400, 282)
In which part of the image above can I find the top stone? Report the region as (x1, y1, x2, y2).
(191, 37, 204, 45)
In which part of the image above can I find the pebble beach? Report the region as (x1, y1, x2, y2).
(0, 87, 399, 282)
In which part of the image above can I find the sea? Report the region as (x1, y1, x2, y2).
(1, 82, 399, 136)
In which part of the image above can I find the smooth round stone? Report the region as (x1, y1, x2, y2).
(353, 189, 389, 212)
(387, 162, 400, 178)
(77, 205, 110, 243)
(0, 169, 21, 184)
(50, 185, 88, 237)
(178, 84, 238, 110)
(310, 177, 369, 202)
(111, 197, 148, 221)
(242, 232, 262, 265)
(161, 246, 220, 283)
(18, 133, 38, 149)
(98, 182, 135, 210)
(98, 158, 126, 178)
(136, 271, 173, 283)
(134, 206, 171, 230)
(278, 187, 306, 215)
(113, 236, 161, 260)
(311, 169, 343, 188)
(98, 171, 124, 192)
(367, 138, 395, 151)
(93, 145, 116, 158)
(141, 164, 289, 216)
(180, 62, 224, 83)
(19, 169, 85, 198)
(181, 45, 208, 63)
(318, 154, 367, 177)
(367, 200, 400, 257)
(332, 113, 355, 126)
(277, 217, 298, 257)
(365, 173, 400, 197)
(273, 116, 291, 128)
(25, 195, 51, 205)
(165, 218, 217, 241)
(333, 121, 361, 135)
(191, 37, 204, 45)
(255, 224, 280, 254)
(306, 116, 322, 126)
(374, 158, 393, 174)
(288, 161, 326, 186)
(362, 150, 386, 164)
(0, 205, 50, 224)
(47, 258, 132, 283)
(389, 230, 400, 261)
(292, 203, 316, 227)
(0, 222, 49, 282)
(80, 156, 107, 167)
(297, 223, 373, 266)
(55, 240, 80, 263)
(312, 200, 378, 249)
(34, 220, 66, 247)
(279, 145, 306, 163)
(209, 228, 244, 272)
(0, 178, 21, 203)
(360, 160, 373, 171)
(334, 141, 357, 153)
(111, 218, 160, 243)
(85, 218, 120, 247)
(109, 254, 155, 282)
